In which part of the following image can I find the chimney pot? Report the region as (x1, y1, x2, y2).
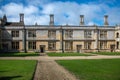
(104, 15, 109, 26)
(20, 13, 24, 23)
(49, 14, 54, 26)
(80, 15, 84, 25)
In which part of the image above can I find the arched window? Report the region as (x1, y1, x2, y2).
(116, 32, 119, 38)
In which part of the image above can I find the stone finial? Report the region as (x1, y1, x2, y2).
(3, 14, 7, 22)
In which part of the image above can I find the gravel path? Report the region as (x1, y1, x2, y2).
(34, 60, 78, 80)
(0, 55, 120, 60)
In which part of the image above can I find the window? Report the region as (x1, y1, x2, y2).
(100, 41, 107, 49)
(12, 41, 19, 49)
(12, 30, 19, 37)
(100, 30, 107, 38)
(116, 33, 119, 38)
(65, 30, 73, 38)
(84, 41, 91, 49)
(28, 41, 36, 49)
(48, 30, 56, 38)
(84, 30, 92, 38)
(0, 30, 1, 39)
(28, 30, 36, 37)
(48, 41, 56, 50)
(116, 42, 119, 49)
(65, 41, 73, 50)
(0, 31, 1, 42)
(0, 43, 1, 49)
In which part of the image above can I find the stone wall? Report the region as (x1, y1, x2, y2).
(1, 25, 120, 53)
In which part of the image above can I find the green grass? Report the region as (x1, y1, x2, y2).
(0, 52, 39, 57)
(0, 60, 37, 80)
(56, 59, 120, 80)
(91, 52, 120, 55)
(47, 52, 92, 57)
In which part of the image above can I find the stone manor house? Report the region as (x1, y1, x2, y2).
(0, 13, 120, 53)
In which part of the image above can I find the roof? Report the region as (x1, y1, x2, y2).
(5, 22, 24, 26)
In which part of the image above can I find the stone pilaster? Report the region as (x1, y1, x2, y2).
(22, 27, 27, 53)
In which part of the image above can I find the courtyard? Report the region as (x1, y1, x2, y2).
(0, 52, 120, 80)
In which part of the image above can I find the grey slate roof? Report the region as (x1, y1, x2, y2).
(5, 22, 24, 26)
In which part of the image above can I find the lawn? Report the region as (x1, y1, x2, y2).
(0, 52, 39, 57)
(47, 52, 92, 56)
(0, 60, 37, 80)
(56, 59, 120, 80)
(91, 52, 120, 55)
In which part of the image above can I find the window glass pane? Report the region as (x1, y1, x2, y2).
(48, 30, 56, 38)
(12, 41, 19, 49)
(84, 30, 92, 38)
(65, 41, 73, 50)
(12, 31, 19, 37)
(48, 41, 56, 50)
(28, 30, 36, 37)
(65, 30, 73, 38)
(28, 41, 36, 49)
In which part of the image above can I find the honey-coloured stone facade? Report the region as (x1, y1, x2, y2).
(0, 13, 120, 53)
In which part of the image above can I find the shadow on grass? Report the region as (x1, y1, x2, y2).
(0, 76, 22, 80)
(0, 70, 8, 72)
(0, 53, 39, 57)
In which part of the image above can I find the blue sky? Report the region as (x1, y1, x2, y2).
(0, 0, 120, 26)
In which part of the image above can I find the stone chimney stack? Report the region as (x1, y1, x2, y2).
(49, 14, 54, 26)
(104, 15, 109, 26)
(80, 15, 84, 25)
(20, 13, 24, 23)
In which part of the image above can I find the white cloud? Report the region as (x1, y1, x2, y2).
(24, 5, 39, 15)
(103, 6, 120, 25)
(41, 2, 105, 25)
(26, 0, 51, 6)
(0, 1, 120, 26)
(88, 22, 95, 25)
(1, 3, 23, 16)
(0, 10, 2, 17)
(24, 14, 49, 25)
(0, 2, 40, 24)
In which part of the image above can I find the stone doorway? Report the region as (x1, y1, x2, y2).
(110, 45, 115, 52)
(77, 45, 82, 53)
(40, 45, 45, 53)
